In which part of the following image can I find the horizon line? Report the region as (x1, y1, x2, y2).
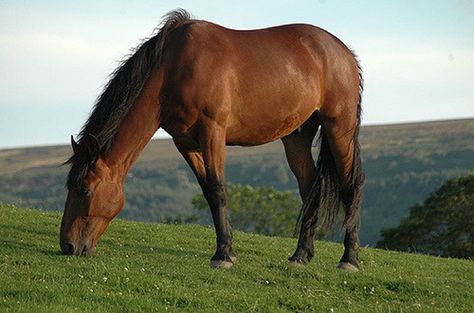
(1, 116, 473, 151)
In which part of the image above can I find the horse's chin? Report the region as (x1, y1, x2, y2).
(78, 244, 96, 257)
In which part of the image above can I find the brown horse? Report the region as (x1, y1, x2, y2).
(60, 9, 364, 271)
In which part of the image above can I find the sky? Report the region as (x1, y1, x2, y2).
(1, 0, 473, 149)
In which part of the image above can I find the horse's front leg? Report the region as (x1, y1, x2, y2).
(173, 133, 236, 268)
(205, 177, 236, 268)
(199, 123, 235, 268)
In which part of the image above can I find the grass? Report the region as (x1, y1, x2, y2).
(0, 204, 473, 312)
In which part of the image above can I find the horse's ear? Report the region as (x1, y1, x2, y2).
(85, 134, 100, 166)
(71, 135, 80, 154)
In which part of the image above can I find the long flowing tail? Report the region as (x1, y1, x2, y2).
(342, 95, 364, 229)
(297, 60, 364, 236)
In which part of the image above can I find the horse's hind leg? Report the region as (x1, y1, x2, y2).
(320, 111, 364, 271)
(282, 116, 319, 201)
(282, 114, 319, 264)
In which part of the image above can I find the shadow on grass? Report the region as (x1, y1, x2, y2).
(1, 239, 61, 256)
(0, 222, 57, 238)
(100, 240, 210, 259)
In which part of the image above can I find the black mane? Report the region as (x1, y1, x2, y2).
(66, 9, 191, 188)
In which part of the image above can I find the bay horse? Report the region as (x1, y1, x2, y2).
(60, 9, 364, 271)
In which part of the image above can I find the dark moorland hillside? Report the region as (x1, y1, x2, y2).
(1, 118, 473, 245)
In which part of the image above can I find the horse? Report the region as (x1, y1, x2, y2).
(60, 9, 364, 271)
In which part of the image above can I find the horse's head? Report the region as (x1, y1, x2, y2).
(60, 136, 124, 256)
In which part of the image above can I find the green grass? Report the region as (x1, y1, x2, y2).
(1, 204, 473, 312)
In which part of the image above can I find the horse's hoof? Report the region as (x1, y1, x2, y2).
(211, 260, 234, 269)
(289, 259, 305, 267)
(337, 262, 359, 272)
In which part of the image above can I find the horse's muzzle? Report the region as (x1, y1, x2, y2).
(61, 242, 75, 255)
(60, 242, 95, 256)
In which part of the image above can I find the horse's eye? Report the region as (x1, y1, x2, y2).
(80, 187, 90, 196)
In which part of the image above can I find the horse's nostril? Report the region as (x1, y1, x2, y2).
(62, 243, 75, 255)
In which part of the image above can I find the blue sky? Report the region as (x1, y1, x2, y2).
(1, 1, 473, 148)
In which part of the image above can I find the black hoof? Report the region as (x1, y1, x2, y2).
(211, 259, 234, 269)
(211, 248, 236, 269)
(289, 246, 313, 265)
(288, 257, 306, 267)
(337, 262, 359, 271)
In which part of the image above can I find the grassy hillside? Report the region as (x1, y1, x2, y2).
(1, 204, 473, 312)
(1, 118, 473, 245)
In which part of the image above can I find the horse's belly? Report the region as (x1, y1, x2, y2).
(225, 103, 316, 146)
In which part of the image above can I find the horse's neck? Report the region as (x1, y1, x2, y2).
(104, 70, 163, 182)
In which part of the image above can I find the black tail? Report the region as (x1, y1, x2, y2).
(296, 131, 344, 237)
(342, 95, 364, 229)
(343, 57, 365, 229)
(297, 58, 364, 236)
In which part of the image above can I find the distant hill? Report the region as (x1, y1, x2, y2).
(1, 204, 473, 312)
(1, 118, 473, 246)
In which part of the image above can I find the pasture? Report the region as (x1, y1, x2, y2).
(1, 204, 473, 312)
